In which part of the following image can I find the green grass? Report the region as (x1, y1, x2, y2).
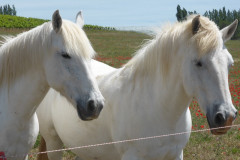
(86, 29, 150, 67)
(1, 28, 239, 160)
(86, 30, 150, 57)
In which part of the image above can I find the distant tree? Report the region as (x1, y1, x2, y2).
(0, 4, 17, 16)
(12, 5, 16, 16)
(176, 5, 198, 22)
(222, 7, 227, 20)
(3, 5, 7, 15)
(203, 11, 209, 17)
(188, 10, 198, 15)
(176, 5, 184, 21)
(0, 6, 3, 15)
(7, 4, 12, 15)
(226, 10, 232, 22)
(182, 7, 188, 20)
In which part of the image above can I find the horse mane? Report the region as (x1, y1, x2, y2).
(124, 15, 220, 78)
(0, 20, 94, 86)
(0, 23, 51, 86)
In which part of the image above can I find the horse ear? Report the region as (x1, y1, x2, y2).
(221, 19, 238, 42)
(76, 11, 84, 29)
(192, 15, 201, 35)
(52, 10, 62, 33)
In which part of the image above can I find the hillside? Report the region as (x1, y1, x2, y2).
(0, 14, 116, 31)
(0, 15, 49, 28)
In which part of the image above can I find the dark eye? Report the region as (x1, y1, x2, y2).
(195, 61, 202, 67)
(61, 53, 71, 59)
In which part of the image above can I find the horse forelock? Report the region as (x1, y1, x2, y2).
(61, 20, 95, 60)
(188, 15, 221, 56)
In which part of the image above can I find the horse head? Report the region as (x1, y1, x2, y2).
(182, 15, 238, 135)
(44, 10, 104, 120)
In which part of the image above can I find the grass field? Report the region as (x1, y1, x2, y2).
(0, 28, 239, 160)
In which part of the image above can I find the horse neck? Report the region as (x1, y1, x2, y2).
(0, 25, 50, 119)
(138, 68, 190, 120)
(1, 68, 49, 120)
(122, 39, 192, 125)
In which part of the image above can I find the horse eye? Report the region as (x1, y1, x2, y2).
(195, 61, 202, 67)
(61, 53, 71, 59)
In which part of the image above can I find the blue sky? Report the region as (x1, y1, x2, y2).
(1, 0, 240, 27)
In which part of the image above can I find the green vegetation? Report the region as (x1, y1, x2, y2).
(0, 15, 49, 28)
(0, 14, 116, 31)
(84, 24, 116, 31)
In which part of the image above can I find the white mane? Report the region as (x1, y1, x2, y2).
(124, 15, 221, 78)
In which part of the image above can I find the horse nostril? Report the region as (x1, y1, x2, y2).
(87, 100, 96, 112)
(214, 113, 225, 126)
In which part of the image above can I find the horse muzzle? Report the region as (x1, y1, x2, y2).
(76, 99, 104, 121)
(207, 110, 237, 135)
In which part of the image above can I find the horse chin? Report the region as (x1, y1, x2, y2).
(79, 115, 95, 121)
(207, 115, 232, 135)
(210, 127, 230, 135)
(76, 106, 98, 121)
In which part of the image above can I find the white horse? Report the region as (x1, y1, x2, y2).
(0, 10, 104, 160)
(37, 15, 238, 160)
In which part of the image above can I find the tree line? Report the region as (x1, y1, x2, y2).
(0, 4, 17, 16)
(176, 5, 240, 39)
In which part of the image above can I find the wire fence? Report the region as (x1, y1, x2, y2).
(1, 124, 240, 159)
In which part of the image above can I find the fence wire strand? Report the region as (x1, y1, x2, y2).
(1, 124, 240, 159)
